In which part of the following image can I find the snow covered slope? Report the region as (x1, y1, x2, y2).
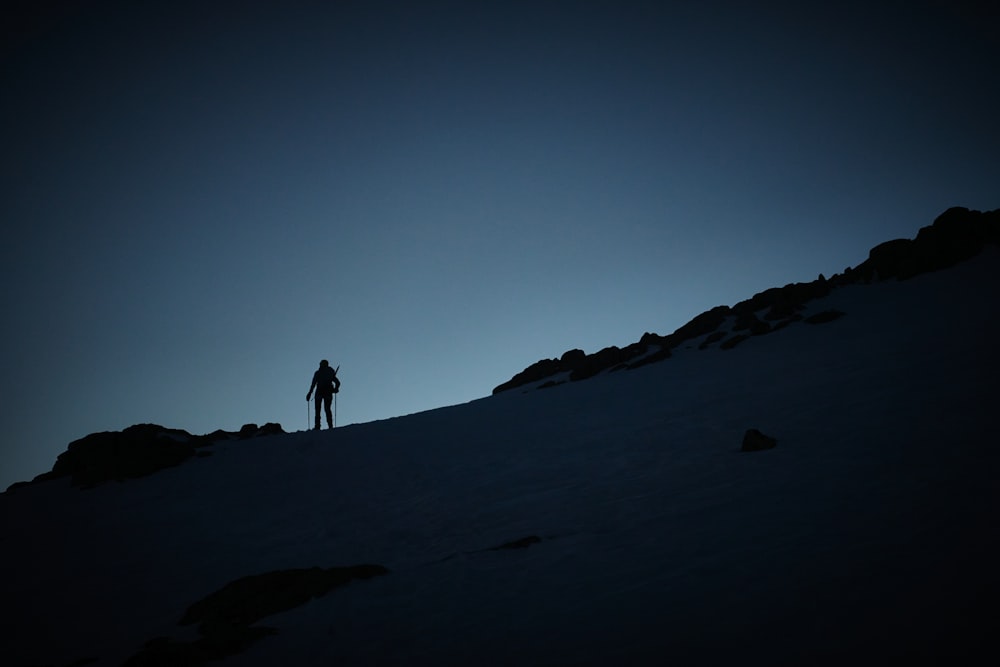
(2, 249, 998, 666)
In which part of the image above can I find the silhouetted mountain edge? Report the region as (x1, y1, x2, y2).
(6, 422, 285, 493)
(493, 206, 1000, 394)
(7, 206, 996, 494)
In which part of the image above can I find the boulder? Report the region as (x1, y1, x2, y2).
(742, 428, 777, 452)
(50, 424, 198, 488)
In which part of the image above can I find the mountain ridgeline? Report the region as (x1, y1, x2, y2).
(4, 206, 999, 666)
(6, 206, 997, 496)
(493, 206, 1000, 394)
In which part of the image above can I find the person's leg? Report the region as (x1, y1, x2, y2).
(324, 394, 334, 428)
(314, 396, 323, 430)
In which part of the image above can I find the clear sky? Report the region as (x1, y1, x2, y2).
(2, 0, 997, 490)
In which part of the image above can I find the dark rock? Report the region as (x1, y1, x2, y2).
(490, 535, 542, 550)
(4, 480, 32, 493)
(490, 207, 999, 397)
(580, 341, 654, 380)
(668, 305, 731, 347)
(125, 564, 388, 666)
(908, 207, 994, 275)
(733, 312, 771, 335)
(569, 345, 624, 381)
(180, 565, 388, 632)
(848, 207, 1000, 283)
(258, 422, 285, 437)
(735, 280, 831, 321)
(640, 331, 668, 346)
(194, 424, 284, 448)
(19, 422, 288, 491)
(771, 315, 802, 332)
(492, 357, 563, 394)
(51, 424, 198, 488)
(864, 238, 915, 281)
(494, 340, 660, 393)
(201, 429, 236, 446)
(805, 309, 845, 324)
(720, 334, 750, 350)
(763, 300, 801, 321)
(742, 428, 777, 452)
(627, 345, 672, 369)
(699, 330, 727, 349)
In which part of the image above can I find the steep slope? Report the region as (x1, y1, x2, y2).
(2, 244, 998, 665)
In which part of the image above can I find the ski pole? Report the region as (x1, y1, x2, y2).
(307, 397, 311, 430)
(334, 364, 340, 428)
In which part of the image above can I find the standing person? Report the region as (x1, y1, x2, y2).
(306, 360, 340, 430)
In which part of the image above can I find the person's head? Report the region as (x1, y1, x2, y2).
(319, 359, 329, 368)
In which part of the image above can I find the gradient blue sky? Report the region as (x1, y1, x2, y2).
(2, 0, 997, 490)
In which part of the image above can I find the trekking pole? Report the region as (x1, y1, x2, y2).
(307, 397, 311, 430)
(334, 392, 337, 428)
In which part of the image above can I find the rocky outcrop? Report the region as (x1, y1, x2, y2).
(124, 564, 389, 666)
(840, 207, 1000, 283)
(41, 424, 199, 489)
(569, 345, 628, 381)
(741, 428, 777, 452)
(237, 422, 285, 439)
(493, 207, 998, 394)
(21, 422, 286, 490)
(668, 305, 731, 343)
(492, 342, 659, 393)
(732, 278, 831, 320)
(491, 354, 570, 394)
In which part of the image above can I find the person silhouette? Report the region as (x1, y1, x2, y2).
(306, 360, 340, 430)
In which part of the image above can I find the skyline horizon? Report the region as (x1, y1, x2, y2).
(5, 228, 998, 665)
(3, 1, 998, 492)
(6, 202, 997, 491)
